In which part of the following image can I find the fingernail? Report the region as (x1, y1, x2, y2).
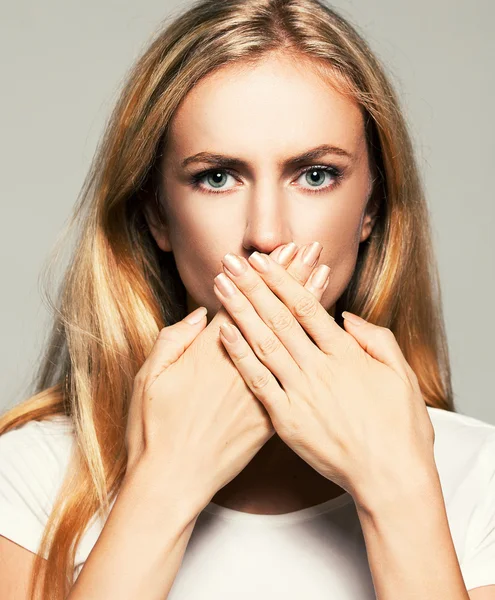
(184, 306, 207, 324)
(249, 251, 269, 272)
(342, 311, 367, 325)
(277, 242, 298, 265)
(311, 264, 330, 288)
(222, 253, 246, 276)
(302, 241, 322, 266)
(215, 273, 236, 297)
(220, 322, 239, 343)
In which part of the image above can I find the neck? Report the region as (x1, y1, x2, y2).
(210, 434, 346, 514)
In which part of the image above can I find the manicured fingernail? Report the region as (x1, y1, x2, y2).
(220, 322, 239, 343)
(342, 311, 367, 325)
(214, 273, 236, 296)
(249, 251, 269, 272)
(310, 264, 330, 288)
(277, 242, 298, 265)
(222, 253, 246, 276)
(184, 306, 207, 324)
(302, 241, 322, 266)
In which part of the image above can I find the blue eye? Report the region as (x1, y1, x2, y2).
(189, 165, 344, 195)
(189, 170, 237, 193)
(296, 166, 343, 193)
(196, 170, 235, 191)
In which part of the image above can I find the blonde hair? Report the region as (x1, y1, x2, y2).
(0, 0, 454, 596)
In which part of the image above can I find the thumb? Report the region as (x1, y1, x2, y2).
(341, 311, 410, 381)
(145, 306, 208, 371)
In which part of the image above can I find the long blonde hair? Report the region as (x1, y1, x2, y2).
(0, 0, 454, 596)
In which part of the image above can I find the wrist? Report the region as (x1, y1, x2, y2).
(353, 459, 441, 519)
(123, 457, 207, 527)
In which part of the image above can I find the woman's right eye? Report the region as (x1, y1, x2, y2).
(190, 169, 238, 194)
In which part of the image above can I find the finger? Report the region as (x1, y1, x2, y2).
(272, 242, 329, 299)
(248, 250, 350, 355)
(278, 241, 322, 287)
(213, 274, 304, 390)
(210, 242, 311, 333)
(223, 249, 348, 356)
(219, 253, 319, 369)
(216, 244, 329, 372)
(271, 242, 297, 265)
(139, 306, 208, 383)
(218, 322, 289, 427)
(342, 312, 415, 385)
(210, 243, 298, 327)
(224, 242, 329, 367)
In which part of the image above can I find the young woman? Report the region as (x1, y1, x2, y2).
(1, 0, 494, 598)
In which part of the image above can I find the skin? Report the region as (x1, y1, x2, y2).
(146, 51, 378, 514)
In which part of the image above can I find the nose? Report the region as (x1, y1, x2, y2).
(241, 187, 293, 256)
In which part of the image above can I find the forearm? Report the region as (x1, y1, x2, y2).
(67, 461, 204, 600)
(354, 464, 470, 600)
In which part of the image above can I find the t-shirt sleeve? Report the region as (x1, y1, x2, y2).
(0, 419, 74, 558)
(461, 431, 495, 591)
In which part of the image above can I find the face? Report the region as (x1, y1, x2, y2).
(147, 52, 375, 322)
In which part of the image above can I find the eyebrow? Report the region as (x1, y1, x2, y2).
(180, 143, 355, 170)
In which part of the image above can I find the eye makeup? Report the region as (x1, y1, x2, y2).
(187, 163, 347, 195)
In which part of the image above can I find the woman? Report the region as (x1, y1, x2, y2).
(0, 0, 494, 598)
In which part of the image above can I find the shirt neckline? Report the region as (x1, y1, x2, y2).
(202, 491, 354, 525)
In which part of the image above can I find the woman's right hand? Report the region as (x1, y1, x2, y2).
(125, 242, 326, 513)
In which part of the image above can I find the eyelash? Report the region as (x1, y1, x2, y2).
(188, 164, 345, 195)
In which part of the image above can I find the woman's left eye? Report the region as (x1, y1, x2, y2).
(189, 165, 344, 194)
(295, 166, 344, 193)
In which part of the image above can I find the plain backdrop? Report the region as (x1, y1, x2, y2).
(1, 0, 494, 424)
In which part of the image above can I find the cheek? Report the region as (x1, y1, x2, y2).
(319, 251, 359, 311)
(166, 206, 238, 305)
(173, 247, 224, 312)
(167, 195, 240, 249)
(317, 219, 364, 310)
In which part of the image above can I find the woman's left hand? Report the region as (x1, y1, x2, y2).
(213, 245, 437, 509)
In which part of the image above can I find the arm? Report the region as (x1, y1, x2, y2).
(354, 463, 470, 600)
(67, 460, 205, 600)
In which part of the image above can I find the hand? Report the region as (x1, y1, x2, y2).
(125, 242, 328, 512)
(213, 245, 436, 508)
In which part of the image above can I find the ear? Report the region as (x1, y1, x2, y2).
(359, 181, 380, 243)
(143, 199, 173, 252)
(359, 210, 377, 243)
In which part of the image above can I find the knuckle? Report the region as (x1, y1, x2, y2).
(287, 268, 305, 285)
(271, 272, 286, 288)
(242, 277, 263, 295)
(251, 371, 272, 391)
(378, 326, 396, 341)
(268, 308, 294, 333)
(157, 327, 182, 349)
(231, 299, 251, 316)
(158, 326, 172, 340)
(293, 294, 318, 318)
(256, 334, 282, 358)
(232, 346, 250, 361)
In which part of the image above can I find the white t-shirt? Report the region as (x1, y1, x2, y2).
(0, 406, 494, 596)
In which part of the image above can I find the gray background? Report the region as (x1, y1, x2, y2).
(1, 0, 493, 424)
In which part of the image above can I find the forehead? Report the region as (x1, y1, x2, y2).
(166, 53, 366, 161)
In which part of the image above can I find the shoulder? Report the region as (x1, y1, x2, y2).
(426, 406, 495, 472)
(426, 407, 495, 590)
(426, 406, 495, 506)
(0, 415, 75, 557)
(0, 415, 75, 481)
